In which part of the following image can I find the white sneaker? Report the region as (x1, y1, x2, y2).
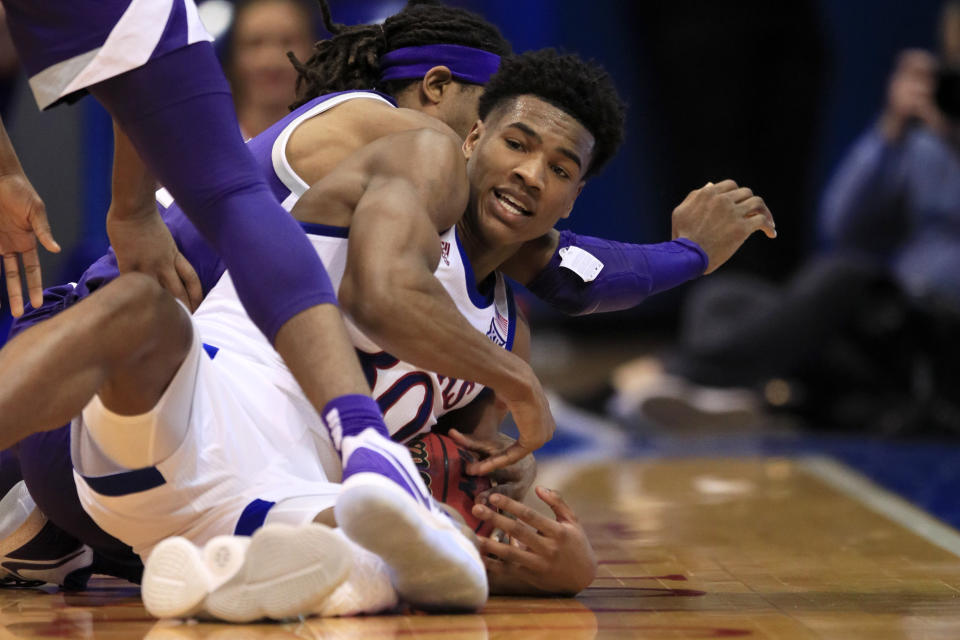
(336, 431, 487, 611)
(314, 529, 398, 617)
(142, 523, 351, 622)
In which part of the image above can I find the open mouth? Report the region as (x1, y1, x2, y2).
(493, 189, 531, 217)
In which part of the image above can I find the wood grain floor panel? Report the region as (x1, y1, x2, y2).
(1, 457, 958, 639)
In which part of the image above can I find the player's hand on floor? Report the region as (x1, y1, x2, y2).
(0, 172, 59, 316)
(472, 486, 596, 595)
(671, 179, 776, 274)
(471, 367, 554, 476)
(448, 429, 537, 502)
(107, 206, 203, 311)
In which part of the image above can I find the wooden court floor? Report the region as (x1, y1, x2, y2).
(1, 456, 959, 639)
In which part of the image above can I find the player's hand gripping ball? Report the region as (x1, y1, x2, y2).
(406, 432, 495, 536)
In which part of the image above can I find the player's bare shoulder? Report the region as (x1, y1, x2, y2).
(287, 98, 458, 185)
(293, 124, 467, 230)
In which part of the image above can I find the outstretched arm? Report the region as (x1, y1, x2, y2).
(0, 115, 59, 316)
(502, 180, 775, 315)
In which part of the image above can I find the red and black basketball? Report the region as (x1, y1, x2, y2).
(406, 432, 495, 537)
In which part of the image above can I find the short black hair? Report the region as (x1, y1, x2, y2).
(289, 0, 512, 108)
(477, 49, 626, 178)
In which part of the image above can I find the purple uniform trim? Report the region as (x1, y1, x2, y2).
(79, 466, 166, 497)
(323, 394, 391, 448)
(234, 499, 276, 536)
(380, 44, 501, 85)
(527, 230, 708, 316)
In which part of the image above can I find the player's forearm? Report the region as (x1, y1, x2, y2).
(108, 123, 158, 220)
(0, 115, 26, 177)
(520, 230, 707, 315)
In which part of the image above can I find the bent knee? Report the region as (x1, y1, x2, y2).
(103, 273, 192, 363)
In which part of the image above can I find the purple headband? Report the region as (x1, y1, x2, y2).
(379, 44, 501, 85)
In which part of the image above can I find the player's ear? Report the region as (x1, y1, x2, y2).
(420, 66, 454, 105)
(462, 120, 484, 159)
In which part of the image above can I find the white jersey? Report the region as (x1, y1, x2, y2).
(71, 89, 515, 556)
(189, 87, 517, 441)
(195, 223, 518, 443)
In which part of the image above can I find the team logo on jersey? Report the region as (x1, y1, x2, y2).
(485, 297, 510, 347)
(486, 317, 507, 347)
(440, 241, 451, 267)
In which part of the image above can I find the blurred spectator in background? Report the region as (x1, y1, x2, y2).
(822, 0, 960, 309)
(222, 0, 317, 138)
(611, 1, 960, 436)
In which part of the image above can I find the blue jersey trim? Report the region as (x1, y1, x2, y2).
(300, 221, 349, 238)
(234, 499, 277, 536)
(504, 282, 517, 352)
(202, 343, 219, 359)
(81, 466, 166, 497)
(453, 227, 495, 308)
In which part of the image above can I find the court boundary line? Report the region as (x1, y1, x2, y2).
(800, 455, 960, 558)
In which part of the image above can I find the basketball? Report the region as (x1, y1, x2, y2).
(406, 432, 495, 537)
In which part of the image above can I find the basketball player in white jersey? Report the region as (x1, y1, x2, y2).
(159, 45, 633, 613)
(137, 48, 625, 618)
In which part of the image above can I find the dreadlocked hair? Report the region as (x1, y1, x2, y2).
(290, 0, 512, 108)
(478, 49, 626, 178)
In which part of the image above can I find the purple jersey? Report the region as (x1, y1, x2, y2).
(2, 0, 212, 109)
